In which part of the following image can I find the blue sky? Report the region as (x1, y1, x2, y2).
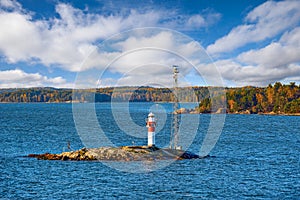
(0, 0, 299, 88)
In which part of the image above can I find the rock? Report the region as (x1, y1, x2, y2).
(27, 146, 204, 161)
(189, 109, 199, 114)
(174, 108, 203, 114)
(174, 108, 188, 114)
(215, 108, 227, 114)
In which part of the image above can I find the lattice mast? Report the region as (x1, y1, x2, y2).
(171, 65, 179, 149)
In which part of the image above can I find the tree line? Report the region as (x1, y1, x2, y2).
(0, 86, 210, 103)
(0, 82, 299, 114)
(197, 82, 300, 114)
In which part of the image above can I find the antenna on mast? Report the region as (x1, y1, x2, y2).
(170, 65, 180, 149)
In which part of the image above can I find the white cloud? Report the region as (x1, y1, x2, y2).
(238, 41, 300, 69)
(0, 3, 116, 71)
(203, 1, 300, 86)
(187, 14, 205, 28)
(5, 0, 299, 88)
(205, 55, 300, 87)
(73, 29, 220, 88)
(230, 63, 300, 86)
(105, 31, 208, 79)
(279, 26, 300, 46)
(228, 26, 300, 85)
(199, 59, 300, 87)
(186, 12, 221, 29)
(198, 25, 300, 87)
(0, 12, 45, 62)
(0, 69, 72, 88)
(0, 0, 21, 10)
(207, 0, 300, 55)
(0, 1, 219, 74)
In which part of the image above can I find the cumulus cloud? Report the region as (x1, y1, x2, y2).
(221, 62, 300, 86)
(198, 59, 300, 87)
(226, 27, 300, 85)
(238, 42, 300, 69)
(0, 1, 219, 74)
(207, 0, 300, 55)
(1, 0, 298, 88)
(0, 0, 21, 10)
(205, 26, 300, 86)
(0, 0, 222, 88)
(203, 1, 300, 86)
(0, 3, 119, 71)
(0, 69, 72, 88)
(182, 12, 221, 30)
(187, 15, 205, 28)
(74, 29, 215, 88)
(0, 12, 45, 62)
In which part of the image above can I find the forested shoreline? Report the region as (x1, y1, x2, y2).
(0, 82, 299, 114)
(197, 82, 300, 114)
(0, 86, 210, 103)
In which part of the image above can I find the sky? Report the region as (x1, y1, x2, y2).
(0, 0, 299, 88)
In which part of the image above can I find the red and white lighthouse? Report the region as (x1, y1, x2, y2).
(146, 112, 157, 147)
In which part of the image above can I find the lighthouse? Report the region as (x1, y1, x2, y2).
(146, 112, 157, 147)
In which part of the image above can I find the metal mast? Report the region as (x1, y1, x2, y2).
(171, 65, 179, 149)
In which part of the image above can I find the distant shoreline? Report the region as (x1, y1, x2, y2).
(1, 82, 299, 115)
(1, 101, 299, 116)
(174, 107, 300, 116)
(230, 112, 300, 116)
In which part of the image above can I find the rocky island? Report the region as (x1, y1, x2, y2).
(28, 111, 206, 162)
(27, 146, 205, 161)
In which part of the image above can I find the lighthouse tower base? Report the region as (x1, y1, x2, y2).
(148, 132, 155, 147)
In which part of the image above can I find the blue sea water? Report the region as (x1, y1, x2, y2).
(0, 103, 299, 199)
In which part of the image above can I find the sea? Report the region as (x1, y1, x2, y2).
(0, 102, 299, 199)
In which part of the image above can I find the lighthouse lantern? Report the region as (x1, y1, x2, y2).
(146, 112, 157, 147)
